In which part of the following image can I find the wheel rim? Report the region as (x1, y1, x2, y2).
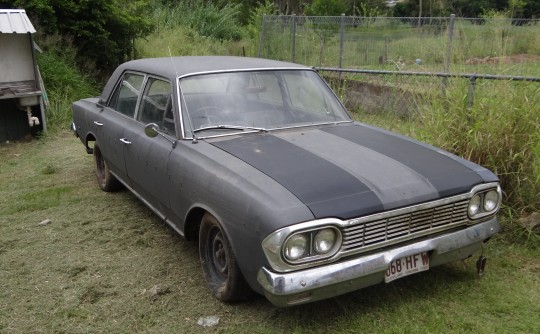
(209, 227, 228, 281)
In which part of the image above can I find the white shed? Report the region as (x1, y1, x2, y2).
(0, 9, 46, 142)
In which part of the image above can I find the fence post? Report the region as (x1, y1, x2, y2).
(442, 14, 455, 96)
(292, 14, 297, 62)
(257, 14, 266, 58)
(339, 13, 345, 69)
(467, 74, 477, 119)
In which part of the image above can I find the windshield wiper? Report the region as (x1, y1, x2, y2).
(192, 125, 268, 133)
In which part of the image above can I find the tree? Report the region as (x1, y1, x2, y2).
(1, 0, 152, 74)
(304, 0, 349, 16)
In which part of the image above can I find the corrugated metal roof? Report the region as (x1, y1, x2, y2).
(0, 9, 36, 34)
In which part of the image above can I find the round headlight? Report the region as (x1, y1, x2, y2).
(483, 190, 499, 212)
(314, 229, 337, 254)
(284, 234, 308, 261)
(468, 194, 481, 217)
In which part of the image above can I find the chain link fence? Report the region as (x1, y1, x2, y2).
(319, 69, 538, 129)
(257, 14, 540, 128)
(258, 15, 540, 213)
(258, 15, 540, 76)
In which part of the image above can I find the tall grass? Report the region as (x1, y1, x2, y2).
(333, 72, 540, 229)
(37, 35, 99, 132)
(136, 0, 258, 59)
(414, 80, 540, 215)
(260, 16, 540, 75)
(150, 0, 243, 41)
(136, 26, 234, 58)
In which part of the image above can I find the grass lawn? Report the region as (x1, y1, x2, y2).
(1, 130, 539, 333)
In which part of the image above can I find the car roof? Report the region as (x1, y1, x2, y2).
(101, 56, 311, 100)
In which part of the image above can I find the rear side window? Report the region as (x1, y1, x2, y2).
(108, 73, 144, 117)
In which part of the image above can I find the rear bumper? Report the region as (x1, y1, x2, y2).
(71, 121, 78, 137)
(257, 218, 498, 307)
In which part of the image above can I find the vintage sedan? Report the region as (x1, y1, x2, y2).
(72, 56, 501, 307)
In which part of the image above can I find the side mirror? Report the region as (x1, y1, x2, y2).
(144, 123, 159, 138)
(97, 97, 107, 107)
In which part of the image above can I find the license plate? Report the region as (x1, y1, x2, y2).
(385, 252, 430, 283)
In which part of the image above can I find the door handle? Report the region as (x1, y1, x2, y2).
(119, 138, 132, 145)
(93, 121, 104, 126)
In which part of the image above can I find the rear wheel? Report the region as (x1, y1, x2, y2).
(199, 213, 251, 302)
(93, 143, 121, 192)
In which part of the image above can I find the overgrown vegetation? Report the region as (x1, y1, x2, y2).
(417, 80, 540, 216)
(151, 0, 243, 41)
(1, 0, 152, 74)
(35, 36, 99, 133)
(327, 72, 540, 224)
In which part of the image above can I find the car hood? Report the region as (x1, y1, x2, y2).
(208, 123, 497, 220)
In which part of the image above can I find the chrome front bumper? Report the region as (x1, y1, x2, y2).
(257, 218, 499, 307)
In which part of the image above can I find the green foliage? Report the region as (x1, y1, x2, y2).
(389, 0, 539, 18)
(304, 0, 349, 16)
(246, 0, 278, 40)
(36, 35, 98, 131)
(4, 0, 153, 74)
(187, 1, 243, 40)
(135, 26, 234, 58)
(415, 81, 540, 214)
(152, 0, 243, 41)
(354, 1, 381, 17)
(328, 70, 540, 218)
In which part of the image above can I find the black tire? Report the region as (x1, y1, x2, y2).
(93, 143, 121, 192)
(199, 213, 251, 302)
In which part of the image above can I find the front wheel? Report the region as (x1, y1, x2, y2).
(93, 143, 121, 192)
(199, 213, 251, 302)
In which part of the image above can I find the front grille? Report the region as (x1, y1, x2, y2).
(342, 198, 470, 253)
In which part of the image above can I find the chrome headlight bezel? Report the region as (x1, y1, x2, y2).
(467, 185, 502, 220)
(282, 226, 342, 264)
(262, 219, 343, 272)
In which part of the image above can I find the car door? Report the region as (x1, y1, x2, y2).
(122, 77, 177, 217)
(92, 72, 145, 185)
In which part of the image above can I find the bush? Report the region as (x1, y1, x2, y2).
(151, 0, 243, 41)
(36, 35, 98, 132)
(414, 80, 540, 215)
(5, 0, 152, 74)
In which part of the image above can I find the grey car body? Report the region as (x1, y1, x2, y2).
(72, 56, 501, 307)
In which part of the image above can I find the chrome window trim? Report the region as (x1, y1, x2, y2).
(176, 67, 312, 81)
(177, 68, 352, 140)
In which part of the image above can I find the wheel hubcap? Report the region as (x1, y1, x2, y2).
(212, 231, 228, 276)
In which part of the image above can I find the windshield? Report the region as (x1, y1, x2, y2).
(179, 70, 351, 137)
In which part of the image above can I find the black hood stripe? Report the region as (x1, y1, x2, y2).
(274, 130, 439, 210)
(322, 124, 484, 197)
(211, 134, 384, 219)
